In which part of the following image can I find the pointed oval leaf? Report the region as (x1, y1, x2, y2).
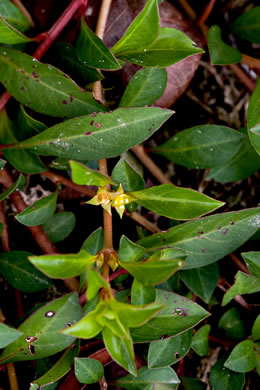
(0, 47, 107, 118)
(208, 25, 242, 65)
(131, 289, 210, 342)
(15, 191, 57, 226)
(131, 279, 156, 305)
(0, 0, 30, 33)
(191, 324, 211, 356)
(76, 18, 121, 70)
(138, 208, 260, 269)
(33, 343, 79, 387)
(81, 227, 104, 254)
(11, 107, 172, 160)
(114, 366, 180, 390)
(74, 357, 104, 384)
(102, 327, 136, 376)
(118, 236, 145, 263)
(115, 27, 203, 68)
(111, 159, 145, 192)
(28, 250, 96, 279)
(42, 212, 76, 243)
(230, 7, 260, 43)
(0, 173, 24, 201)
(218, 308, 246, 340)
(155, 125, 245, 169)
(130, 184, 224, 220)
(0, 293, 82, 363)
(148, 329, 193, 368)
(242, 251, 260, 278)
(0, 251, 52, 293)
(180, 263, 219, 303)
(0, 323, 22, 348)
(17, 105, 47, 141)
(70, 160, 112, 186)
(112, 0, 159, 56)
(248, 79, 260, 155)
(0, 15, 31, 44)
(252, 315, 260, 341)
(224, 340, 256, 373)
(119, 68, 167, 108)
(222, 271, 260, 306)
(210, 355, 245, 390)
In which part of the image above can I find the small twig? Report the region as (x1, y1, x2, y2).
(0, 169, 78, 292)
(7, 363, 19, 390)
(209, 335, 235, 347)
(177, 0, 196, 20)
(125, 210, 160, 233)
(229, 253, 249, 274)
(132, 145, 171, 184)
(11, 0, 35, 27)
(0, 202, 10, 251)
(241, 54, 260, 70)
(229, 64, 255, 93)
(217, 280, 252, 311)
(198, 0, 216, 27)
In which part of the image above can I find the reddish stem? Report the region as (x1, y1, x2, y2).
(0, 0, 88, 110)
(109, 268, 128, 282)
(198, 0, 216, 27)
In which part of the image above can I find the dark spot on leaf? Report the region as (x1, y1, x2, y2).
(90, 120, 94, 126)
(200, 231, 204, 234)
(201, 249, 207, 253)
(25, 336, 37, 343)
(65, 322, 72, 327)
(69, 96, 73, 102)
(230, 221, 235, 225)
(95, 122, 102, 128)
(85, 131, 92, 135)
(45, 310, 55, 318)
(221, 228, 228, 235)
(26, 77, 29, 80)
(92, 112, 97, 117)
(217, 226, 222, 230)
(20, 86, 25, 91)
(32, 72, 38, 77)
(152, 123, 155, 127)
(62, 100, 67, 104)
(148, 127, 153, 132)
(32, 206, 36, 210)
(29, 345, 35, 355)
(172, 308, 183, 315)
(174, 352, 180, 359)
(162, 238, 166, 242)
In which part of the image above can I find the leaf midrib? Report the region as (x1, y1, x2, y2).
(157, 137, 243, 153)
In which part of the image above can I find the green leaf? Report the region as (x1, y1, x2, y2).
(138, 208, 260, 269)
(17, 105, 47, 141)
(0, 15, 31, 44)
(114, 366, 180, 390)
(191, 325, 210, 356)
(33, 343, 79, 387)
(119, 256, 184, 286)
(15, 191, 57, 226)
(28, 250, 96, 279)
(112, 159, 145, 192)
(222, 271, 260, 306)
(0, 173, 24, 202)
(207, 25, 242, 65)
(131, 279, 156, 305)
(210, 355, 245, 390)
(0, 0, 30, 33)
(0, 251, 52, 293)
(155, 125, 245, 169)
(207, 134, 260, 182)
(224, 340, 256, 373)
(248, 79, 260, 155)
(112, 0, 159, 56)
(102, 326, 136, 376)
(53, 42, 103, 84)
(148, 330, 193, 368)
(86, 267, 110, 301)
(119, 68, 167, 108)
(0, 109, 47, 174)
(81, 227, 104, 254)
(252, 315, 260, 341)
(74, 357, 104, 384)
(0, 293, 82, 363)
(0, 159, 6, 170)
(0, 323, 22, 348)
(218, 308, 246, 339)
(0, 46, 107, 118)
(76, 18, 121, 70)
(180, 263, 219, 303)
(131, 289, 210, 342)
(242, 251, 260, 278)
(115, 27, 203, 67)
(42, 212, 76, 243)
(118, 236, 145, 263)
(230, 7, 260, 43)
(181, 377, 207, 390)
(129, 184, 224, 220)
(70, 160, 112, 186)
(11, 107, 173, 161)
